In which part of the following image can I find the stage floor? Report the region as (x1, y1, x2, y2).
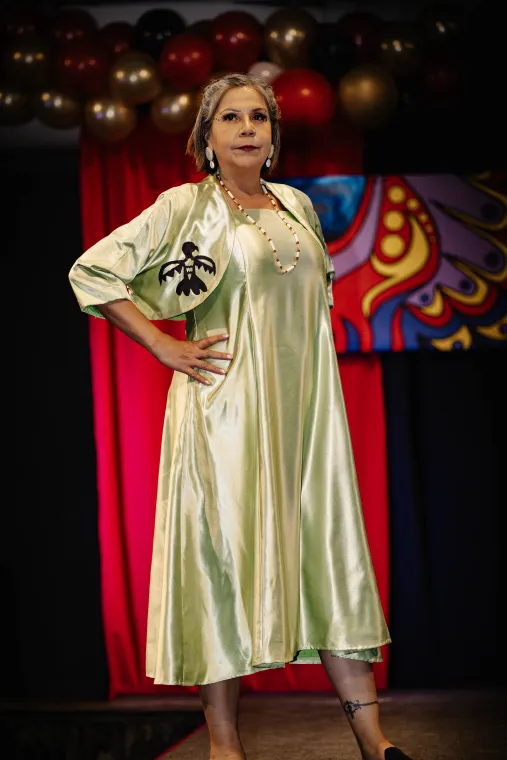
(3, 689, 505, 759)
(159, 689, 506, 760)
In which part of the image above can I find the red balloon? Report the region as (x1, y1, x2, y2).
(273, 69, 336, 127)
(48, 8, 97, 45)
(423, 57, 463, 101)
(211, 11, 262, 72)
(99, 21, 135, 61)
(55, 39, 108, 99)
(160, 32, 213, 91)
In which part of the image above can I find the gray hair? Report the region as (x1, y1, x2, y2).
(186, 73, 281, 175)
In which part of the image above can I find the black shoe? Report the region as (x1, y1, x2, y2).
(385, 749, 414, 760)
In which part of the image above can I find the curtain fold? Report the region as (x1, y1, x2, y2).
(79, 116, 389, 697)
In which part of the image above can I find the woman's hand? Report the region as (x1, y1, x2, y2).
(151, 333, 233, 386)
(94, 300, 232, 386)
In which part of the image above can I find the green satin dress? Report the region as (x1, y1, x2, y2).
(145, 206, 391, 686)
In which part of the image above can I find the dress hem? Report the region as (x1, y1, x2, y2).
(146, 637, 392, 687)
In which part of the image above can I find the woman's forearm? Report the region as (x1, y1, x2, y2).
(96, 299, 177, 355)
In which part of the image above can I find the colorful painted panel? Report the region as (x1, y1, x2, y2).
(290, 172, 507, 352)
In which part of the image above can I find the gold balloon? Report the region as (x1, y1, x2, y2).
(3, 37, 52, 92)
(151, 89, 199, 134)
(0, 88, 33, 125)
(34, 90, 82, 129)
(109, 51, 162, 105)
(264, 8, 317, 69)
(84, 97, 137, 143)
(337, 64, 398, 130)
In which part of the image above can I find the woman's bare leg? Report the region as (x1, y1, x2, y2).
(198, 676, 246, 760)
(319, 651, 394, 760)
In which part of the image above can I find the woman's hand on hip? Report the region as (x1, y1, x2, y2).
(151, 333, 233, 385)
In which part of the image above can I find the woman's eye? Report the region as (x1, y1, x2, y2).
(221, 113, 268, 121)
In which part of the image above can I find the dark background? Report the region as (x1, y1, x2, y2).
(3, 0, 507, 702)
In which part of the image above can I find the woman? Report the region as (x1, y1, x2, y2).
(69, 74, 413, 760)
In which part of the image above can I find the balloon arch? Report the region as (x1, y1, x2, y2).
(0, 4, 481, 142)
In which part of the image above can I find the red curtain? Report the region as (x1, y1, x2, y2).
(79, 116, 390, 698)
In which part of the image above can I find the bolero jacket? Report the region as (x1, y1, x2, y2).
(69, 173, 335, 322)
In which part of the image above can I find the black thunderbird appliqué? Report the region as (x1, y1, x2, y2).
(158, 241, 216, 296)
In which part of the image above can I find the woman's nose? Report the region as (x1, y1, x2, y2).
(240, 116, 255, 133)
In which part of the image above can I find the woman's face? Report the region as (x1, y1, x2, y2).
(208, 86, 272, 177)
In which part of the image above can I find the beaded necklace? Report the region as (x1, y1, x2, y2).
(216, 172, 301, 274)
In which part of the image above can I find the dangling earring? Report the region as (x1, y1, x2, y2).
(205, 146, 215, 170)
(265, 144, 274, 168)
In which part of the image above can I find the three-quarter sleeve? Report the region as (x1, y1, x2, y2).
(69, 191, 173, 318)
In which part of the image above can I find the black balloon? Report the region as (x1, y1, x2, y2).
(378, 22, 421, 79)
(0, 88, 33, 125)
(187, 19, 213, 41)
(335, 11, 384, 63)
(135, 9, 185, 61)
(310, 23, 357, 85)
(1, 8, 47, 41)
(2, 36, 53, 92)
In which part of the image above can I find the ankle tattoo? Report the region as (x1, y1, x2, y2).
(342, 699, 378, 720)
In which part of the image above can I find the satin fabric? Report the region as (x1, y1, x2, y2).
(68, 174, 335, 323)
(145, 208, 390, 686)
(69, 174, 391, 686)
